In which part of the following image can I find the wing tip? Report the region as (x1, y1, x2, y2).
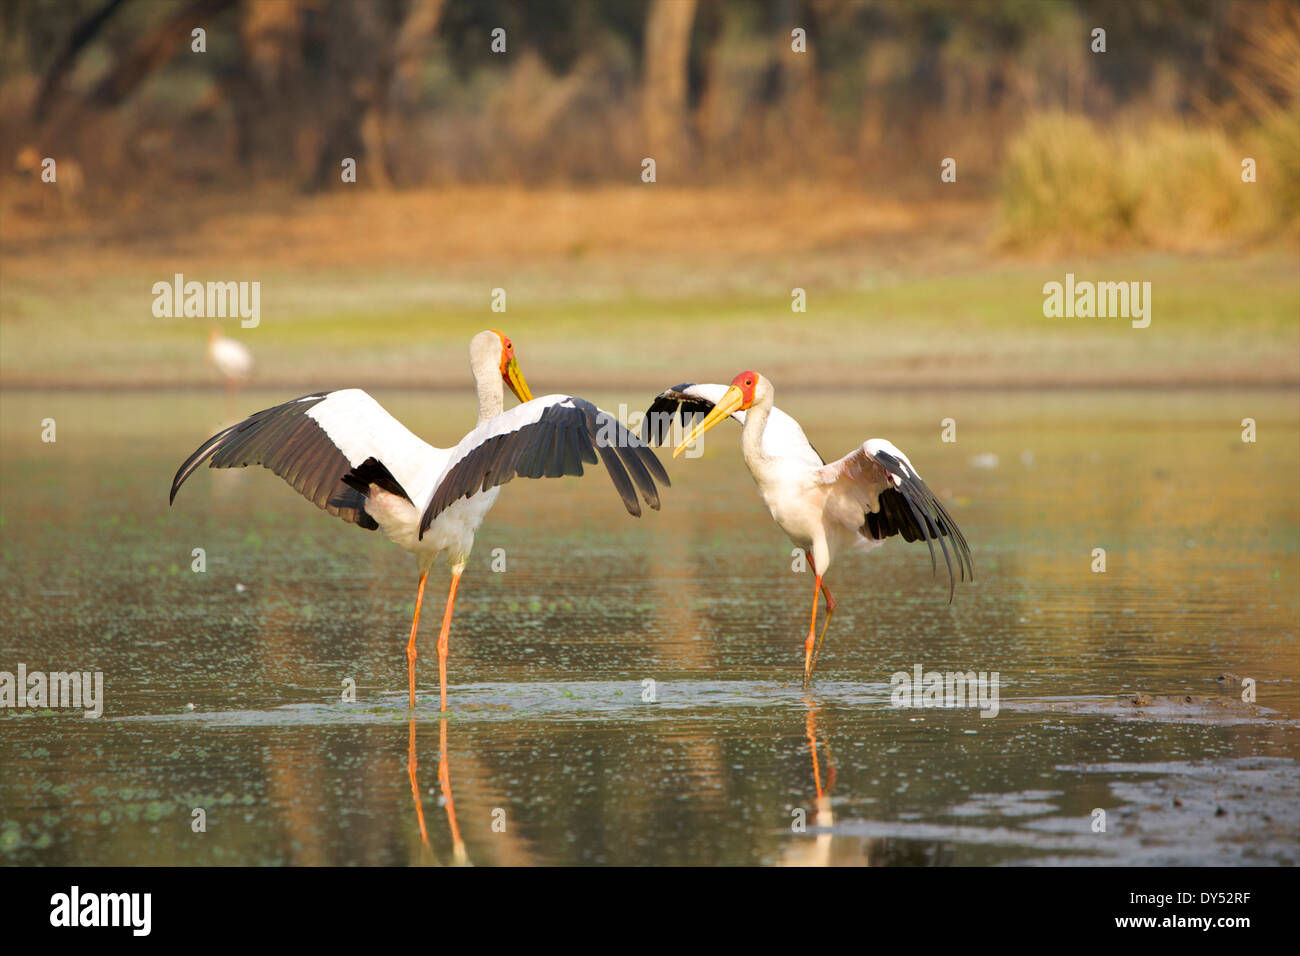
(872, 446, 973, 602)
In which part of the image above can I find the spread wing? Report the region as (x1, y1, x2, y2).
(640, 382, 824, 467)
(419, 394, 670, 536)
(169, 389, 442, 530)
(816, 438, 973, 600)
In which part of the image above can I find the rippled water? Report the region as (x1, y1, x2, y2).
(2, 388, 1297, 865)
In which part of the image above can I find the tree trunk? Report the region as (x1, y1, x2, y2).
(31, 0, 131, 124)
(89, 0, 237, 109)
(642, 0, 698, 172)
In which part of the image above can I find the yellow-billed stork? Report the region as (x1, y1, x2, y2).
(206, 326, 253, 392)
(642, 372, 971, 685)
(172, 330, 669, 710)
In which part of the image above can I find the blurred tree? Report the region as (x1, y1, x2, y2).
(30, 0, 129, 122)
(2, 0, 1293, 194)
(87, 0, 235, 110)
(643, 0, 697, 170)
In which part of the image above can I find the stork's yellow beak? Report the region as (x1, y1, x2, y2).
(673, 384, 744, 458)
(504, 356, 532, 403)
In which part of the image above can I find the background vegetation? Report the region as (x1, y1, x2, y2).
(1, 0, 1297, 388)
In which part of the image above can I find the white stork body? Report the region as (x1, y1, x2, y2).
(370, 482, 498, 569)
(173, 330, 668, 710)
(291, 387, 496, 572)
(644, 373, 971, 682)
(206, 327, 253, 390)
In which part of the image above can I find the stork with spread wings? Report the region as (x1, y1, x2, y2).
(172, 330, 668, 711)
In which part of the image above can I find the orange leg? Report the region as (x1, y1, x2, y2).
(406, 571, 429, 708)
(811, 578, 837, 678)
(803, 551, 836, 682)
(803, 571, 823, 686)
(436, 569, 463, 713)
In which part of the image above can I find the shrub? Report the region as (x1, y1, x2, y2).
(999, 112, 1288, 252)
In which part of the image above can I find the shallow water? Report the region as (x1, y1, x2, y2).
(2, 388, 1297, 865)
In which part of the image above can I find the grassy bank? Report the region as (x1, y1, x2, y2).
(1, 188, 1296, 390)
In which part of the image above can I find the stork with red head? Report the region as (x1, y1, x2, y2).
(643, 369, 971, 684)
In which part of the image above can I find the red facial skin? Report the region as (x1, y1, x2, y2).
(491, 329, 515, 377)
(730, 370, 759, 409)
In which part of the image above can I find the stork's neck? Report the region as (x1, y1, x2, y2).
(474, 369, 504, 425)
(741, 389, 774, 472)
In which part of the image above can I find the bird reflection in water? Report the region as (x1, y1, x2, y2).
(780, 698, 842, 867)
(806, 697, 837, 825)
(407, 719, 469, 866)
(783, 703, 954, 866)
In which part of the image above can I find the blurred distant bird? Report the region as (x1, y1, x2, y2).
(172, 330, 668, 711)
(206, 327, 253, 392)
(643, 372, 971, 684)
